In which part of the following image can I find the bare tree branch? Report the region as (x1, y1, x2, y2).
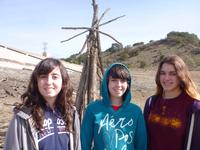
(76, 38, 88, 57)
(61, 30, 88, 43)
(61, 15, 125, 43)
(98, 30, 122, 46)
(61, 27, 90, 30)
(91, 0, 98, 27)
(99, 15, 125, 27)
(62, 0, 124, 117)
(96, 8, 110, 26)
(75, 56, 89, 118)
(61, 14, 125, 31)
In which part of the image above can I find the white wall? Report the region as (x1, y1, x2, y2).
(0, 45, 82, 72)
(0, 46, 43, 70)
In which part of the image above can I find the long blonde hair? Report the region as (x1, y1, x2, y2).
(155, 55, 200, 100)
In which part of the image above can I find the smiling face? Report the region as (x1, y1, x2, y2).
(37, 66, 62, 107)
(108, 76, 128, 104)
(159, 63, 181, 97)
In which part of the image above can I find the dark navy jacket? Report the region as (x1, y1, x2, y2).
(38, 107, 70, 150)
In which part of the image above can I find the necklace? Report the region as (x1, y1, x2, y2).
(161, 93, 168, 116)
(161, 104, 167, 115)
(161, 90, 182, 116)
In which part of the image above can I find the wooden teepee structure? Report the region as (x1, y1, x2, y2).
(61, 0, 124, 118)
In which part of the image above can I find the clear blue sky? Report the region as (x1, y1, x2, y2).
(1, 0, 200, 58)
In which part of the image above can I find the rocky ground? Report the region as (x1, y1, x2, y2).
(0, 67, 30, 149)
(0, 67, 199, 149)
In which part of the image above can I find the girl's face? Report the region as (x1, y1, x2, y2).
(108, 76, 128, 102)
(159, 63, 181, 95)
(37, 66, 62, 105)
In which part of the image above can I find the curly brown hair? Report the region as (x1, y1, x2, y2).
(20, 58, 74, 131)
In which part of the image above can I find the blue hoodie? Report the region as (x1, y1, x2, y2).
(81, 63, 147, 150)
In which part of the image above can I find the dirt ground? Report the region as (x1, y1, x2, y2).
(0, 67, 200, 149)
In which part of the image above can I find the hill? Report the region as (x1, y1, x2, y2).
(1, 32, 200, 148)
(65, 31, 200, 70)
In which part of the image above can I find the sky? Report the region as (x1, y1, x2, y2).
(0, 0, 200, 58)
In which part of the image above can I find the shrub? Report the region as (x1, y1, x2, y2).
(139, 61, 146, 68)
(167, 31, 200, 46)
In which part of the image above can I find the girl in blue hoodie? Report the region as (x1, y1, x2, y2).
(81, 63, 147, 150)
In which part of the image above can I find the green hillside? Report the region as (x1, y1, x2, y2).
(64, 31, 200, 70)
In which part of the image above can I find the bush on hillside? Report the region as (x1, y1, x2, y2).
(139, 61, 146, 68)
(167, 31, 200, 46)
(105, 43, 122, 53)
(64, 53, 86, 64)
(133, 42, 144, 47)
(128, 50, 139, 57)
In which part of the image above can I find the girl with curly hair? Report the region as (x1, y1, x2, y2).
(4, 58, 81, 150)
